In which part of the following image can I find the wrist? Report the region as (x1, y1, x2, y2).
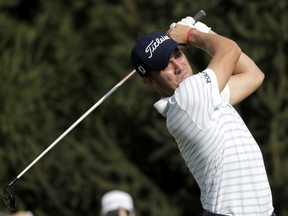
(186, 28, 194, 46)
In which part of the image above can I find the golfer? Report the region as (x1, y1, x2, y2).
(130, 17, 275, 216)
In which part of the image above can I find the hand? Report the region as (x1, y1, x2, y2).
(167, 24, 192, 44)
(169, 16, 211, 33)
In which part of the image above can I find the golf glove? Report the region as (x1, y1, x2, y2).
(169, 16, 211, 33)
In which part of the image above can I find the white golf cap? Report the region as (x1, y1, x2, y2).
(101, 190, 134, 215)
(10, 211, 34, 216)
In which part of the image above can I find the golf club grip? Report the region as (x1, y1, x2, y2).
(193, 10, 206, 23)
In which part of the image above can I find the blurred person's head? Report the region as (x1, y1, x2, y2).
(101, 190, 135, 216)
(9, 211, 33, 216)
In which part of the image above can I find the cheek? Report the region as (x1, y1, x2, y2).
(163, 75, 180, 89)
(154, 71, 179, 87)
(161, 73, 176, 83)
(181, 58, 190, 67)
(180, 55, 191, 65)
(182, 59, 193, 74)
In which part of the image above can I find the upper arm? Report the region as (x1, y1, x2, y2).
(227, 52, 265, 105)
(205, 36, 241, 93)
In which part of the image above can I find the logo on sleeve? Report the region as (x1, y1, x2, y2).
(201, 71, 211, 83)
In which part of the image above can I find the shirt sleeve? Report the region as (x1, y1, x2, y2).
(173, 68, 228, 129)
(220, 83, 230, 104)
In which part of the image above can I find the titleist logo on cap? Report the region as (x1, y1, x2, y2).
(145, 35, 170, 58)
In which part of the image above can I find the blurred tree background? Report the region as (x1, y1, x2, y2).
(0, 0, 287, 215)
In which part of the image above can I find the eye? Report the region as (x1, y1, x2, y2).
(174, 49, 183, 59)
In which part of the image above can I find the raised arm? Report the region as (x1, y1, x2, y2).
(207, 29, 265, 105)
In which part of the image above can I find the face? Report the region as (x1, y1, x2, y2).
(143, 48, 193, 97)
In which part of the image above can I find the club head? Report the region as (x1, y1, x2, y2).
(3, 185, 17, 211)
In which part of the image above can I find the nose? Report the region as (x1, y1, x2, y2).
(171, 59, 183, 74)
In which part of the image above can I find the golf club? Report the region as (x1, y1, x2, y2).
(192, 9, 206, 24)
(3, 69, 136, 211)
(3, 9, 206, 211)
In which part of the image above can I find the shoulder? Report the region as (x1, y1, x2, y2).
(175, 68, 228, 112)
(176, 68, 218, 99)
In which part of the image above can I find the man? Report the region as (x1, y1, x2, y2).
(130, 16, 275, 216)
(100, 190, 135, 216)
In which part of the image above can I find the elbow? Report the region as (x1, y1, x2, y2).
(223, 40, 242, 70)
(257, 69, 265, 87)
(250, 68, 265, 91)
(231, 41, 242, 64)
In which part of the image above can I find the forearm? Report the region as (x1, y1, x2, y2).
(179, 27, 239, 57)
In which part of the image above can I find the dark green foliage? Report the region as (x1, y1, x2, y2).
(0, 0, 287, 215)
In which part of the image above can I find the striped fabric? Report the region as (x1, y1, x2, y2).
(154, 69, 274, 215)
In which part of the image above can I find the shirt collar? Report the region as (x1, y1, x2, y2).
(153, 97, 169, 117)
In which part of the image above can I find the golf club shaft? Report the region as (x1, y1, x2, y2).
(16, 70, 136, 180)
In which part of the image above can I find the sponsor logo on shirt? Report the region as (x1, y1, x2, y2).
(201, 71, 211, 83)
